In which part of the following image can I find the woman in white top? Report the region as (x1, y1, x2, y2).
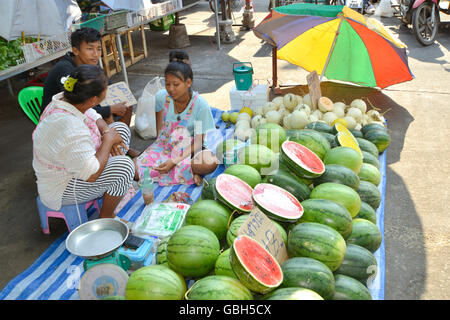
(32, 65, 135, 219)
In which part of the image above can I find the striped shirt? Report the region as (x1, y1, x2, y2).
(32, 93, 101, 210)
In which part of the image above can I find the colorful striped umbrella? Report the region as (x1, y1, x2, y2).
(253, 3, 414, 89)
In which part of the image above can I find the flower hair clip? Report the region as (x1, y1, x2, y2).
(61, 76, 78, 92)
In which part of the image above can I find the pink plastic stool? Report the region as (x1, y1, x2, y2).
(36, 196, 101, 234)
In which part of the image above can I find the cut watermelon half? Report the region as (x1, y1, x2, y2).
(280, 141, 325, 179)
(253, 183, 303, 223)
(230, 235, 283, 294)
(215, 173, 254, 213)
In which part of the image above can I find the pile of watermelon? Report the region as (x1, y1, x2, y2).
(116, 113, 390, 301)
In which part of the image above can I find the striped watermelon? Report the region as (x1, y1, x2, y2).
(215, 173, 254, 213)
(214, 248, 237, 279)
(250, 122, 287, 153)
(287, 222, 346, 271)
(361, 123, 387, 136)
(364, 129, 391, 153)
(156, 236, 170, 266)
(354, 201, 377, 225)
(298, 198, 353, 239)
(262, 287, 323, 300)
(346, 218, 382, 253)
(286, 129, 331, 160)
(186, 275, 253, 300)
(226, 214, 249, 247)
(332, 274, 372, 300)
(323, 146, 363, 174)
(313, 164, 360, 190)
(252, 183, 303, 223)
(167, 225, 220, 278)
(310, 182, 361, 218)
(335, 244, 378, 286)
(224, 164, 262, 188)
(358, 163, 381, 186)
(304, 121, 334, 134)
(201, 177, 217, 200)
(125, 265, 186, 300)
(362, 151, 380, 170)
(185, 199, 232, 240)
(356, 180, 381, 210)
(262, 167, 311, 202)
(280, 141, 325, 179)
(280, 257, 335, 300)
(230, 235, 283, 294)
(356, 138, 379, 158)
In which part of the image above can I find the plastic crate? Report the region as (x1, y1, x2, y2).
(72, 13, 106, 35)
(149, 13, 175, 31)
(104, 10, 129, 31)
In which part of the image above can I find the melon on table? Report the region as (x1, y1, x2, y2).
(230, 235, 283, 294)
(215, 173, 254, 213)
(252, 183, 303, 223)
(280, 141, 325, 179)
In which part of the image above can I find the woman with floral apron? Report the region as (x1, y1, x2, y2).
(135, 61, 218, 186)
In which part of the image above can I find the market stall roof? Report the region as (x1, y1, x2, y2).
(253, 3, 414, 89)
(0, 0, 81, 41)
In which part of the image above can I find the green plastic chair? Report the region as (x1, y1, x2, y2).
(18, 86, 44, 125)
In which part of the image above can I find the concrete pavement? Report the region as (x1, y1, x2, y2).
(0, 1, 448, 299)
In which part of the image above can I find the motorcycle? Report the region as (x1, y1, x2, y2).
(398, 0, 449, 46)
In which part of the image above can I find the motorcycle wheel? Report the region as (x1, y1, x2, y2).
(412, 2, 440, 46)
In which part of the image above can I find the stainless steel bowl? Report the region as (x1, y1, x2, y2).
(65, 218, 129, 260)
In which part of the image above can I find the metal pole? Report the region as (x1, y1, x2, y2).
(214, 0, 221, 50)
(115, 32, 129, 86)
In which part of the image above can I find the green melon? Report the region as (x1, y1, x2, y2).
(362, 151, 380, 170)
(262, 167, 311, 202)
(125, 265, 186, 300)
(364, 130, 391, 153)
(262, 287, 324, 300)
(224, 164, 262, 188)
(230, 235, 283, 294)
(335, 244, 378, 286)
(310, 182, 361, 218)
(298, 198, 353, 239)
(237, 144, 276, 175)
(185, 199, 232, 240)
(332, 274, 372, 300)
(280, 257, 334, 300)
(167, 225, 220, 278)
(214, 249, 237, 279)
(356, 138, 379, 158)
(346, 218, 382, 253)
(313, 164, 360, 190)
(354, 201, 377, 224)
(323, 146, 363, 174)
(186, 275, 253, 300)
(287, 222, 346, 271)
(356, 180, 381, 210)
(286, 129, 331, 160)
(250, 122, 287, 153)
(358, 163, 381, 186)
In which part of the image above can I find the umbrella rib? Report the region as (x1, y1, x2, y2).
(319, 16, 344, 82)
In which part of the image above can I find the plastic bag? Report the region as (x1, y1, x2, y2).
(134, 76, 165, 140)
(374, 0, 394, 17)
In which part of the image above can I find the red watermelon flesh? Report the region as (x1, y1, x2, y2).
(282, 141, 325, 174)
(234, 235, 283, 287)
(216, 174, 254, 212)
(253, 183, 303, 220)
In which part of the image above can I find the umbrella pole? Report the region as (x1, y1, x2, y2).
(272, 46, 278, 91)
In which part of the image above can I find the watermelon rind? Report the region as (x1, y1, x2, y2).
(252, 183, 303, 223)
(125, 265, 186, 300)
(224, 164, 262, 188)
(346, 218, 382, 253)
(332, 274, 372, 300)
(280, 141, 325, 179)
(262, 287, 324, 300)
(287, 222, 347, 272)
(280, 257, 335, 300)
(186, 275, 253, 300)
(334, 244, 378, 286)
(286, 129, 331, 160)
(167, 225, 220, 278)
(230, 235, 283, 294)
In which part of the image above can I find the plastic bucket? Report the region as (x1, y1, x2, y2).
(233, 62, 253, 91)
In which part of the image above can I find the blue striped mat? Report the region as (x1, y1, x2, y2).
(0, 108, 386, 300)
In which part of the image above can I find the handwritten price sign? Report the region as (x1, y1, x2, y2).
(236, 207, 289, 264)
(100, 81, 137, 107)
(306, 70, 322, 110)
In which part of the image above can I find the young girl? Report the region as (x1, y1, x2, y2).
(135, 61, 218, 186)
